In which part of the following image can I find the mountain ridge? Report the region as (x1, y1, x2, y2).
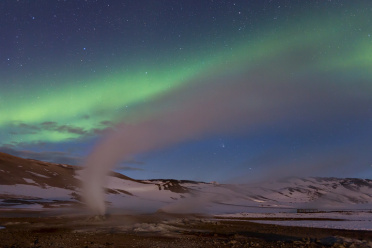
(1, 152, 371, 212)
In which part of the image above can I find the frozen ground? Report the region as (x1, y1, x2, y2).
(216, 210, 372, 230)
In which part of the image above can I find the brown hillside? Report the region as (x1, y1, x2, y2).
(0, 152, 79, 190)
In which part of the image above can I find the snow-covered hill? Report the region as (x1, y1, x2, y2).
(1, 152, 371, 213)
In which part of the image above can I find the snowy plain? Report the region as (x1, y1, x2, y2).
(215, 211, 372, 231)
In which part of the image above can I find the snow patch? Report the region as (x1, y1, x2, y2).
(26, 171, 50, 178)
(23, 178, 36, 184)
(0, 184, 73, 199)
(132, 222, 181, 234)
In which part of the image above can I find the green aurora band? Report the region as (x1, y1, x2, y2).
(1, 9, 371, 146)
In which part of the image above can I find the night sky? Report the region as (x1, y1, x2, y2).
(1, 0, 371, 182)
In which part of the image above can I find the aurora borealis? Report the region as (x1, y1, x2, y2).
(1, 1, 371, 182)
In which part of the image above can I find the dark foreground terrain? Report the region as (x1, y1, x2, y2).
(0, 210, 371, 248)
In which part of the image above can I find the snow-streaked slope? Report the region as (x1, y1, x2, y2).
(226, 177, 372, 210)
(1, 152, 372, 214)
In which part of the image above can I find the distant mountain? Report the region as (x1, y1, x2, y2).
(222, 177, 372, 210)
(1, 152, 371, 213)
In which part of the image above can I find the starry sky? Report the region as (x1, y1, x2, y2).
(1, 0, 371, 182)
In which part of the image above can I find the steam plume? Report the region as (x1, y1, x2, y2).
(82, 52, 369, 215)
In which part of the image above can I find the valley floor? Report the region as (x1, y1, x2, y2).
(0, 210, 371, 248)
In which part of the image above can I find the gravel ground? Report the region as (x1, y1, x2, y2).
(0, 212, 371, 248)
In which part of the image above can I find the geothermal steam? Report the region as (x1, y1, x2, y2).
(82, 53, 370, 215)
(82, 67, 297, 214)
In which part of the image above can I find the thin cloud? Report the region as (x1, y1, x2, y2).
(11, 121, 88, 136)
(100, 120, 114, 126)
(9, 122, 40, 134)
(40, 121, 58, 127)
(55, 125, 87, 135)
